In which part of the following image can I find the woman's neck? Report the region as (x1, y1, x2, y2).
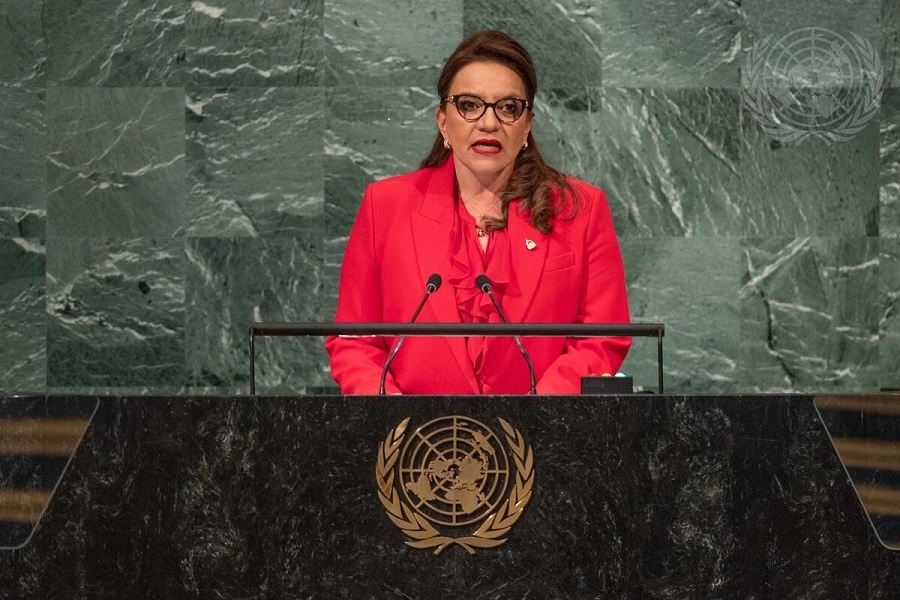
(452, 156, 513, 207)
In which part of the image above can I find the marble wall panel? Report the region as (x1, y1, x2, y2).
(738, 7, 885, 178)
(0, 0, 894, 396)
(184, 236, 331, 394)
(43, 0, 187, 87)
(46, 87, 186, 238)
(45, 237, 185, 388)
(530, 87, 603, 186)
(0, 88, 46, 237)
(881, 239, 900, 390)
(183, 87, 324, 237)
(0, 239, 46, 393)
(185, 0, 324, 87)
(599, 88, 742, 237)
(883, 89, 900, 237)
(324, 86, 437, 236)
(885, 0, 900, 87)
(744, 0, 882, 51)
(601, 0, 741, 87)
(741, 120, 880, 237)
(462, 0, 602, 88)
(322, 236, 345, 317)
(0, 0, 44, 86)
(324, 0, 463, 88)
(621, 238, 741, 393)
(740, 237, 881, 392)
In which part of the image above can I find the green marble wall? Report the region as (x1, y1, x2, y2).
(0, 0, 898, 395)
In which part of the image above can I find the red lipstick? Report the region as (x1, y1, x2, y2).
(471, 139, 502, 154)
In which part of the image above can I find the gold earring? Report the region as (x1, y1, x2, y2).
(443, 138, 451, 149)
(522, 140, 528, 150)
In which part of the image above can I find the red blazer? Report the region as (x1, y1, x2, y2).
(325, 158, 631, 394)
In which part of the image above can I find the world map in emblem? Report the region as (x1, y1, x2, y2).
(376, 415, 534, 554)
(399, 416, 509, 527)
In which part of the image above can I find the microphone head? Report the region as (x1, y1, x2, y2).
(426, 273, 442, 293)
(475, 274, 491, 292)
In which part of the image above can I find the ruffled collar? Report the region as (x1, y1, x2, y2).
(448, 197, 511, 324)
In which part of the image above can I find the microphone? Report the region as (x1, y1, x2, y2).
(475, 274, 537, 395)
(379, 274, 442, 395)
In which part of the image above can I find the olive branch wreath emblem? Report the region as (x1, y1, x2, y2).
(375, 417, 534, 555)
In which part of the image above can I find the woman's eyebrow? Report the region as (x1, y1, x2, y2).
(451, 91, 525, 99)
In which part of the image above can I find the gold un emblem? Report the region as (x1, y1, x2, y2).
(375, 415, 535, 554)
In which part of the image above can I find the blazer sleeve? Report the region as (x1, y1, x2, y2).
(535, 186, 631, 394)
(324, 185, 401, 394)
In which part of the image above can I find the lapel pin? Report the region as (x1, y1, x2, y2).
(525, 239, 537, 251)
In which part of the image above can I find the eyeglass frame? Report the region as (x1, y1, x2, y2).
(442, 94, 533, 124)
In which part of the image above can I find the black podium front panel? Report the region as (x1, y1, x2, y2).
(1, 395, 898, 599)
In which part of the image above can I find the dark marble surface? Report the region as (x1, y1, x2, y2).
(0, 394, 896, 599)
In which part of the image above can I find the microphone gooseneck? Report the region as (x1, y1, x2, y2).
(379, 274, 443, 395)
(475, 274, 537, 395)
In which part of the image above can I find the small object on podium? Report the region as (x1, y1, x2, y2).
(581, 373, 634, 395)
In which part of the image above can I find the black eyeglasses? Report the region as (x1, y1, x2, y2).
(443, 94, 531, 124)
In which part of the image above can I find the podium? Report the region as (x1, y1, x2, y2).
(1, 394, 898, 598)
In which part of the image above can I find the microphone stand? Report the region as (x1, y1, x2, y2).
(476, 275, 537, 395)
(379, 275, 442, 395)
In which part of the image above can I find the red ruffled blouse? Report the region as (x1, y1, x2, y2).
(448, 198, 512, 390)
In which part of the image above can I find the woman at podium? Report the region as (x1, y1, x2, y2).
(326, 30, 630, 394)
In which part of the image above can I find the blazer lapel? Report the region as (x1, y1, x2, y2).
(410, 159, 479, 393)
(410, 159, 458, 322)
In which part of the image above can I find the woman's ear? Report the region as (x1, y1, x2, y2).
(435, 105, 447, 138)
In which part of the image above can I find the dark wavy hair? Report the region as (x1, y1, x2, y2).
(420, 30, 577, 234)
